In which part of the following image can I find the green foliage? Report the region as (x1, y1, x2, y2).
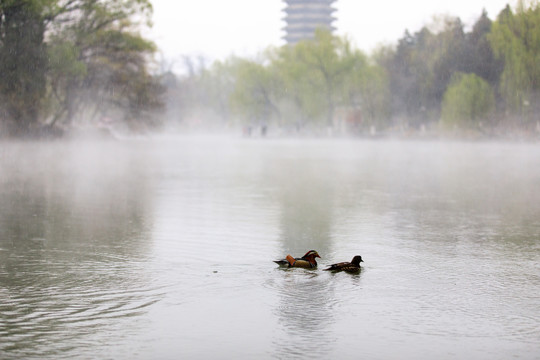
(464, 10, 503, 86)
(46, 0, 161, 128)
(199, 59, 237, 123)
(441, 72, 495, 127)
(172, 30, 390, 132)
(380, 16, 473, 126)
(289, 29, 358, 126)
(0, 0, 161, 137)
(162, 2, 539, 135)
(344, 50, 390, 126)
(271, 44, 317, 126)
(489, 1, 540, 117)
(48, 42, 87, 79)
(227, 29, 390, 130)
(230, 58, 281, 124)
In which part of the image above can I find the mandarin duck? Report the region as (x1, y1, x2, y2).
(323, 255, 363, 273)
(274, 250, 321, 269)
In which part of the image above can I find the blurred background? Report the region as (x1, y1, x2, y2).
(0, 0, 538, 139)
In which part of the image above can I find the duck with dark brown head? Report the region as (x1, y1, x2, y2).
(324, 255, 363, 273)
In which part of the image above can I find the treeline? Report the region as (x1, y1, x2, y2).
(2, 1, 538, 139)
(168, 1, 539, 137)
(0, 0, 162, 138)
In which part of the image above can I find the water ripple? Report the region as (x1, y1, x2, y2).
(0, 249, 164, 359)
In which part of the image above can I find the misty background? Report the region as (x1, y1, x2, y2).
(0, 0, 539, 139)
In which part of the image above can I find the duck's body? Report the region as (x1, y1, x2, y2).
(324, 255, 363, 273)
(274, 250, 320, 269)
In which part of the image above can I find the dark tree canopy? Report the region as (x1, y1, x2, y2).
(0, 0, 162, 138)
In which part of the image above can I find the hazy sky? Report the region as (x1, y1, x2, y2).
(148, 0, 515, 67)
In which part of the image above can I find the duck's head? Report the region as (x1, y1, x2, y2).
(351, 255, 363, 266)
(302, 250, 321, 260)
(302, 250, 320, 266)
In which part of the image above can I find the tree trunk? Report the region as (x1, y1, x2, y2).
(0, 2, 47, 137)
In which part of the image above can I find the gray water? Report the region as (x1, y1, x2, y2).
(1, 136, 539, 359)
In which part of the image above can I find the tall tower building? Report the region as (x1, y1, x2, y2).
(282, 0, 337, 45)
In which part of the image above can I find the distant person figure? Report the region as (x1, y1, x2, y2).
(243, 125, 252, 137)
(261, 123, 267, 137)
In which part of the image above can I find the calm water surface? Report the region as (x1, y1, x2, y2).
(1, 136, 539, 359)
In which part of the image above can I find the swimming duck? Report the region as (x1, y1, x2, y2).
(323, 255, 363, 272)
(274, 250, 321, 269)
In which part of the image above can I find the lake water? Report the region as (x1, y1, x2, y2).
(1, 136, 539, 359)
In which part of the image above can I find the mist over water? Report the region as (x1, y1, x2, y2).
(1, 136, 539, 359)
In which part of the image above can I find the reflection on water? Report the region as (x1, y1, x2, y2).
(273, 153, 335, 253)
(1, 137, 539, 359)
(272, 270, 337, 358)
(0, 141, 162, 358)
(269, 150, 338, 358)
